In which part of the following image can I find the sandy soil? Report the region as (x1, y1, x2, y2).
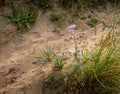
(0, 3, 119, 94)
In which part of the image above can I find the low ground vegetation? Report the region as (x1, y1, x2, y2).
(0, 0, 120, 94)
(2, 5, 38, 29)
(0, 0, 119, 30)
(43, 27, 120, 94)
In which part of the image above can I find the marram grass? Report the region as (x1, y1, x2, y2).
(43, 34, 120, 94)
(65, 34, 120, 94)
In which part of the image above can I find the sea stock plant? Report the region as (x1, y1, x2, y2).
(67, 24, 81, 63)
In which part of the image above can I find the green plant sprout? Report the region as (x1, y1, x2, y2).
(50, 13, 61, 22)
(44, 48, 55, 62)
(52, 55, 64, 70)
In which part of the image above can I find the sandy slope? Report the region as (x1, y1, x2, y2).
(0, 4, 119, 94)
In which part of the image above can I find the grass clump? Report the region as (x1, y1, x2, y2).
(50, 12, 66, 27)
(59, 0, 75, 8)
(52, 56, 64, 70)
(44, 48, 64, 70)
(44, 48, 55, 62)
(42, 31, 120, 94)
(2, 5, 38, 29)
(87, 18, 99, 27)
(64, 35, 120, 94)
(58, 0, 119, 11)
(37, 0, 52, 10)
(91, 18, 99, 25)
(50, 13, 61, 22)
(66, 48, 120, 93)
(50, 13, 66, 22)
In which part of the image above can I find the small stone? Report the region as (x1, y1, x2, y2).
(32, 60, 45, 65)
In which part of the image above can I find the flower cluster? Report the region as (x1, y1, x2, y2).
(67, 24, 81, 62)
(68, 24, 76, 35)
(76, 49, 80, 57)
(66, 48, 81, 58)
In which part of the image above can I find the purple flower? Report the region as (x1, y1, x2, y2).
(67, 24, 77, 35)
(77, 52, 81, 57)
(68, 29, 75, 34)
(76, 49, 81, 57)
(77, 49, 80, 52)
(68, 24, 76, 29)
(66, 49, 72, 55)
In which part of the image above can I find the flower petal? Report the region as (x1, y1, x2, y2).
(68, 29, 75, 34)
(68, 24, 77, 30)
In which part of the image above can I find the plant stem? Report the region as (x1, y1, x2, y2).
(73, 34, 78, 63)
